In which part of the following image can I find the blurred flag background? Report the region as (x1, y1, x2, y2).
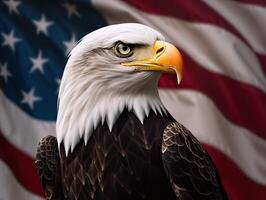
(0, 0, 266, 199)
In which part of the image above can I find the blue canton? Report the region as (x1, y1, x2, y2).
(0, 1, 107, 121)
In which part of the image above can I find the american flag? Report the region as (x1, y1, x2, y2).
(0, 0, 265, 199)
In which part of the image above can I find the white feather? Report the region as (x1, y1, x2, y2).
(57, 23, 166, 155)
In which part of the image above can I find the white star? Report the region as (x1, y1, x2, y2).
(62, 3, 80, 18)
(3, 0, 21, 15)
(56, 78, 61, 93)
(21, 88, 42, 109)
(30, 50, 48, 73)
(0, 62, 12, 83)
(63, 34, 78, 55)
(33, 15, 53, 35)
(1, 29, 21, 51)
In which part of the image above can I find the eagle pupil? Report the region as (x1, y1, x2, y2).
(122, 46, 128, 52)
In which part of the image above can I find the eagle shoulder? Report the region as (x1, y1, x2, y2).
(162, 122, 227, 200)
(35, 135, 63, 200)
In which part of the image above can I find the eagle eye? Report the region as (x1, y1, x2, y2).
(114, 42, 134, 58)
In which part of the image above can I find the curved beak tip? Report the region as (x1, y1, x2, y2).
(177, 71, 182, 85)
(155, 41, 183, 84)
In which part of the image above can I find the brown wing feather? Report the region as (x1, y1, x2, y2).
(59, 111, 177, 200)
(35, 135, 64, 200)
(162, 122, 228, 200)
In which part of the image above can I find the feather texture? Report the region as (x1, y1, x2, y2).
(59, 111, 176, 200)
(35, 136, 63, 200)
(36, 111, 227, 200)
(162, 122, 228, 199)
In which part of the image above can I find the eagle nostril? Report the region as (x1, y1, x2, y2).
(156, 47, 164, 55)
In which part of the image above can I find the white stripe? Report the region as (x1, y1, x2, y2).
(159, 89, 266, 186)
(0, 90, 56, 158)
(202, 0, 266, 54)
(0, 161, 44, 200)
(92, 0, 266, 92)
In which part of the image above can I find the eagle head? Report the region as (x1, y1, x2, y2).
(57, 23, 183, 154)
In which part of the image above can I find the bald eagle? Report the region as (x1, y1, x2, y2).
(35, 23, 228, 200)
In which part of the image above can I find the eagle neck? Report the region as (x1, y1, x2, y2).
(57, 70, 166, 155)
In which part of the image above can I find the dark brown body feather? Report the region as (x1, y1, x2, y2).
(35, 136, 64, 199)
(36, 111, 227, 200)
(162, 123, 228, 199)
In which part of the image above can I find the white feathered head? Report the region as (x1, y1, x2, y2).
(57, 23, 183, 154)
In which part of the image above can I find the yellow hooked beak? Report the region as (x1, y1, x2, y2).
(122, 40, 183, 84)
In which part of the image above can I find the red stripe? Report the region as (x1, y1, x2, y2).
(126, 0, 234, 25)
(159, 51, 266, 140)
(0, 131, 44, 197)
(125, 0, 266, 76)
(232, 0, 266, 7)
(124, 0, 250, 45)
(204, 144, 266, 200)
